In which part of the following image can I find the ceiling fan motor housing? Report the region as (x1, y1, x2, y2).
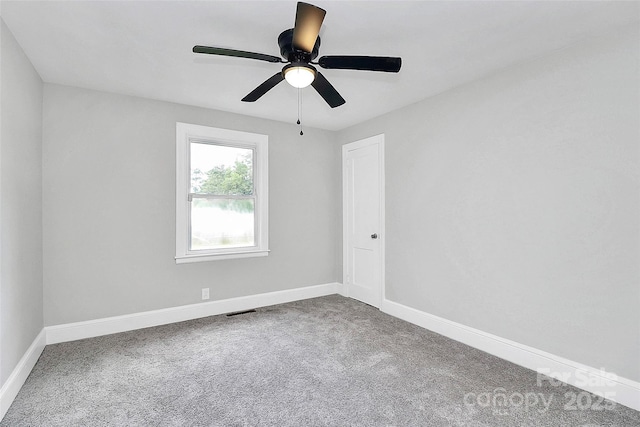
(278, 28, 320, 63)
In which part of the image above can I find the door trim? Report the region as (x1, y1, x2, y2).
(342, 134, 385, 307)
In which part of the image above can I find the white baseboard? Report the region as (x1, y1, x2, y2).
(381, 298, 640, 412)
(0, 329, 46, 420)
(46, 282, 340, 345)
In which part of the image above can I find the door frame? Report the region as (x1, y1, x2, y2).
(342, 134, 385, 307)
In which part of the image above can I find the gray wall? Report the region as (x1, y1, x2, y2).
(338, 25, 640, 382)
(0, 20, 43, 386)
(43, 84, 341, 326)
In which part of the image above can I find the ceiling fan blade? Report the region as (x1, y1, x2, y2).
(311, 72, 345, 108)
(193, 46, 283, 63)
(318, 56, 402, 72)
(241, 73, 285, 102)
(292, 2, 326, 53)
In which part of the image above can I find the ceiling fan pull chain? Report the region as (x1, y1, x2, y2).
(297, 87, 300, 125)
(298, 87, 304, 136)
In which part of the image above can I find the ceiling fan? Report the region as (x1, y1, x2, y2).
(193, 2, 402, 108)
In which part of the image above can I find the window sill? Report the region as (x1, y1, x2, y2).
(175, 250, 269, 264)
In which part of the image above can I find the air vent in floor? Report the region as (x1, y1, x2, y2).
(226, 309, 257, 317)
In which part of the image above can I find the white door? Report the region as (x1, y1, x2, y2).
(343, 135, 384, 307)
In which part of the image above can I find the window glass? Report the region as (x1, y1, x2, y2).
(190, 199, 255, 250)
(190, 143, 254, 195)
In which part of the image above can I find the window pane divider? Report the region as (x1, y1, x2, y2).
(189, 194, 255, 201)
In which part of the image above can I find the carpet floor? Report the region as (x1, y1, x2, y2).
(2, 295, 639, 426)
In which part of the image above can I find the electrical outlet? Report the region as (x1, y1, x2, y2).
(201, 288, 210, 300)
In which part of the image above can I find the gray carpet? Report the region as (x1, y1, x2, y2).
(2, 295, 639, 426)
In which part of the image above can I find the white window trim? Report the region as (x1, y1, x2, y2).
(176, 122, 269, 263)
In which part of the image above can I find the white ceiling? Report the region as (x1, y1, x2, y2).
(2, 1, 638, 131)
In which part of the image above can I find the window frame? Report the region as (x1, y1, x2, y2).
(176, 122, 269, 263)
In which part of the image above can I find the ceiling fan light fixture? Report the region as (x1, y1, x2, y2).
(283, 63, 316, 88)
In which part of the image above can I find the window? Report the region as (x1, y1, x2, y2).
(176, 123, 268, 263)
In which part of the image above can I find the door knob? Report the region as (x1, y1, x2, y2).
(371, 233, 378, 239)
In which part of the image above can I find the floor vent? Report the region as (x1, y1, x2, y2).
(226, 309, 257, 317)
